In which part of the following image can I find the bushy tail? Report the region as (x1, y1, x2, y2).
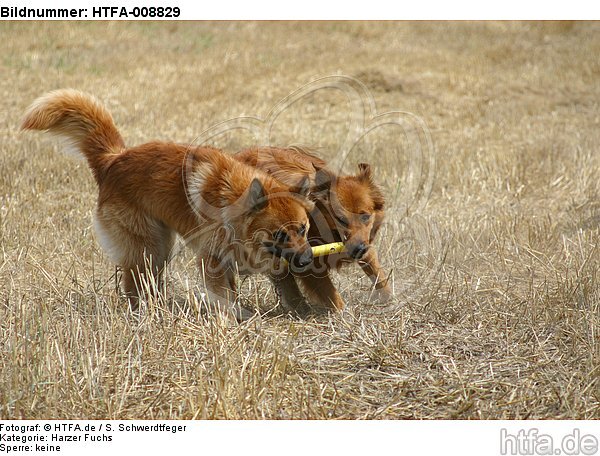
(21, 89, 125, 183)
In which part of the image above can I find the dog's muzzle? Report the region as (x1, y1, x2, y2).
(348, 242, 369, 260)
(291, 248, 313, 270)
(263, 243, 314, 271)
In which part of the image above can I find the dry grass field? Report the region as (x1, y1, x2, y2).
(0, 21, 598, 419)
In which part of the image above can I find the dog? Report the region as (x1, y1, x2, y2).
(21, 90, 314, 321)
(235, 146, 391, 314)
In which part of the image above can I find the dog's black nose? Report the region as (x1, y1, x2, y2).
(292, 249, 313, 269)
(349, 242, 369, 259)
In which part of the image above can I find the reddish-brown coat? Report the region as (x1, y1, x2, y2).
(236, 146, 391, 313)
(21, 90, 313, 321)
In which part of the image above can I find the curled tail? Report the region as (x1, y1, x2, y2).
(21, 89, 125, 183)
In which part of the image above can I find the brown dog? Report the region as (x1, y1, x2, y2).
(21, 90, 314, 320)
(235, 146, 391, 314)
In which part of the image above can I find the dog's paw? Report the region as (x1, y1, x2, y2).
(370, 285, 392, 304)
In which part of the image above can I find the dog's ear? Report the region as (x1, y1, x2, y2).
(246, 178, 268, 213)
(372, 195, 385, 212)
(370, 211, 385, 243)
(370, 181, 385, 212)
(290, 175, 310, 198)
(313, 166, 335, 192)
(357, 163, 372, 181)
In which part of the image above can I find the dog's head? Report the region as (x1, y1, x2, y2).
(243, 176, 315, 272)
(312, 163, 385, 260)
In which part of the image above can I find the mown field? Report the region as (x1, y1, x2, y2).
(0, 21, 598, 419)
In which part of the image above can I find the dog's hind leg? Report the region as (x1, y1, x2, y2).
(358, 249, 392, 304)
(94, 205, 174, 309)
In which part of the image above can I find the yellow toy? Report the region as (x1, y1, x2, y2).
(311, 242, 345, 257)
(281, 242, 345, 265)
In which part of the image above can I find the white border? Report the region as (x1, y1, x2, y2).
(3, 0, 600, 20)
(1, 420, 599, 456)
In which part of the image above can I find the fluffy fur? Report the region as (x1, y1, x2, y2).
(21, 90, 314, 320)
(235, 146, 391, 314)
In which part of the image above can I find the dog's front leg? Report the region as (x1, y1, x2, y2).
(297, 272, 345, 312)
(199, 254, 253, 322)
(270, 272, 312, 317)
(358, 249, 392, 304)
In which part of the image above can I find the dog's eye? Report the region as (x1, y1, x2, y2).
(298, 224, 307, 237)
(273, 229, 289, 243)
(335, 215, 349, 228)
(360, 213, 371, 224)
